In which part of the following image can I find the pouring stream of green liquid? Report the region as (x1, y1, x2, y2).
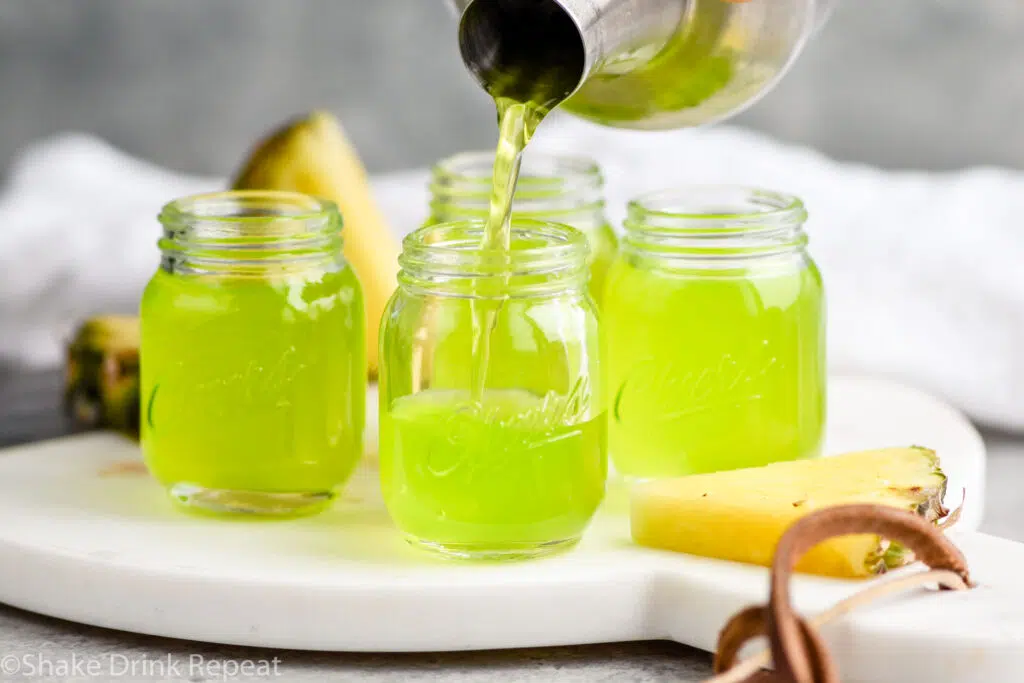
(471, 98, 549, 399)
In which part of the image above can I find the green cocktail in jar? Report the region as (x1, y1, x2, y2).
(380, 388, 606, 556)
(140, 191, 365, 516)
(604, 187, 826, 479)
(378, 220, 606, 559)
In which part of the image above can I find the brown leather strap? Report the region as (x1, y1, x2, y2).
(712, 504, 972, 683)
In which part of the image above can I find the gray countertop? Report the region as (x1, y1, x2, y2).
(0, 369, 1021, 682)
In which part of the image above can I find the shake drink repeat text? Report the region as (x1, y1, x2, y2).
(0, 652, 282, 679)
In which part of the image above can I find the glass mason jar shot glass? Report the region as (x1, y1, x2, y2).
(604, 187, 826, 479)
(378, 219, 607, 560)
(140, 190, 366, 516)
(426, 151, 618, 307)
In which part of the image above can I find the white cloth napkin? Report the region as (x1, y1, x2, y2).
(1, 118, 1019, 431)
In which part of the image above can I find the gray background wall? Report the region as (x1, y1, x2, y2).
(1, 0, 1022, 177)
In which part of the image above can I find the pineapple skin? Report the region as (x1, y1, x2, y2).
(630, 447, 948, 579)
(232, 110, 401, 379)
(64, 316, 141, 439)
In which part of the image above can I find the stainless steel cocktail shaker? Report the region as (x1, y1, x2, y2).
(448, 0, 835, 128)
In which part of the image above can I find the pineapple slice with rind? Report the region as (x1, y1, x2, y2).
(631, 447, 949, 579)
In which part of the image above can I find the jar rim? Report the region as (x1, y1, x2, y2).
(399, 219, 589, 296)
(156, 190, 344, 274)
(159, 190, 340, 236)
(626, 186, 806, 233)
(402, 218, 587, 270)
(430, 151, 604, 212)
(623, 186, 809, 262)
(434, 150, 602, 184)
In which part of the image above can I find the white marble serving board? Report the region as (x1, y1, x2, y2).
(0, 375, 1017, 683)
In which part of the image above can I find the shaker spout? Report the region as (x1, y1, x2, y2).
(456, 0, 684, 108)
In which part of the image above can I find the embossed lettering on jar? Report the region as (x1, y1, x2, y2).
(603, 187, 825, 479)
(426, 151, 618, 306)
(378, 219, 606, 560)
(140, 191, 366, 516)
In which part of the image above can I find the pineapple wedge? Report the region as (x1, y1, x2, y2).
(233, 110, 401, 378)
(631, 447, 950, 579)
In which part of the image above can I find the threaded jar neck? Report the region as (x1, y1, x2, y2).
(399, 219, 589, 298)
(158, 190, 344, 276)
(623, 186, 808, 264)
(428, 151, 606, 228)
